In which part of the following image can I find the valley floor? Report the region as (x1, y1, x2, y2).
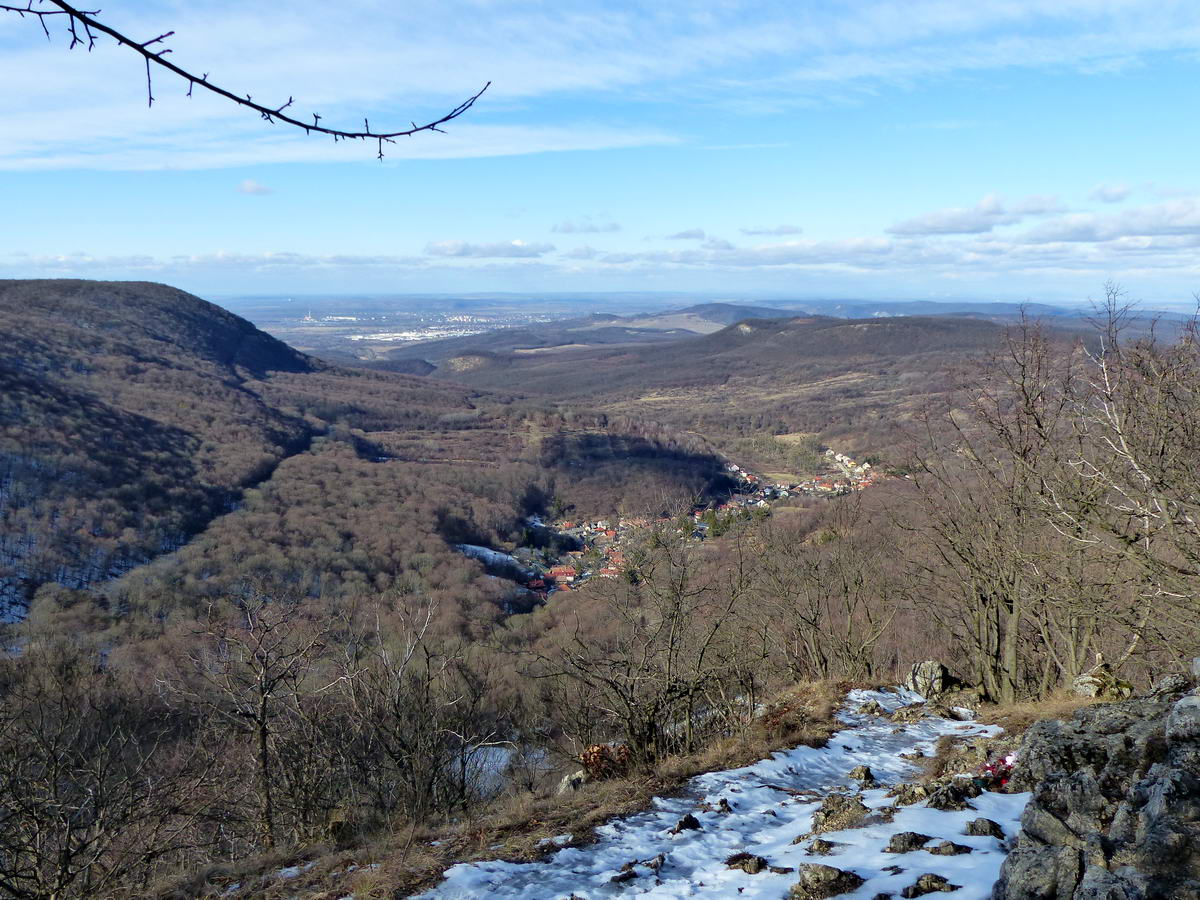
(418, 689, 1029, 899)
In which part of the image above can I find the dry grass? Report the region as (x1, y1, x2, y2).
(176, 680, 849, 899)
(976, 693, 1101, 737)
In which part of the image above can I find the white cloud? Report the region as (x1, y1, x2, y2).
(666, 228, 706, 240)
(1022, 198, 1200, 243)
(1089, 183, 1132, 203)
(237, 179, 273, 195)
(740, 225, 803, 236)
(552, 217, 621, 234)
(888, 193, 1063, 235)
(425, 239, 555, 258)
(562, 245, 600, 259)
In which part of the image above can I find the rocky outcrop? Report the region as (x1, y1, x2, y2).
(1070, 662, 1133, 700)
(789, 863, 865, 899)
(905, 661, 956, 698)
(556, 769, 588, 795)
(992, 682, 1200, 900)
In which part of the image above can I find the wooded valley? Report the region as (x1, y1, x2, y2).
(1, 280, 1197, 898)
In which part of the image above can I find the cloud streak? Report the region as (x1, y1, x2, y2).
(237, 179, 273, 195)
(888, 194, 1063, 235)
(426, 239, 555, 258)
(551, 217, 621, 234)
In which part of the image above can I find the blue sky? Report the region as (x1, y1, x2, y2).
(3, 1, 1200, 305)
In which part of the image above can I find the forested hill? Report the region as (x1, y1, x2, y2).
(0, 279, 730, 619)
(0, 280, 321, 611)
(389, 313, 1011, 472)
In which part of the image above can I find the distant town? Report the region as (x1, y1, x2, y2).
(458, 448, 882, 603)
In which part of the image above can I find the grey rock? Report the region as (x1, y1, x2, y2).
(993, 693, 1200, 900)
(807, 838, 842, 856)
(1071, 663, 1133, 700)
(556, 769, 588, 795)
(886, 832, 933, 853)
(789, 863, 866, 900)
(905, 661, 955, 699)
(669, 813, 701, 834)
(1167, 694, 1200, 743)
(888, 783, 929, 806)
(925, 782, 976, 811)
(809, 792, 870, 835)
(725, 852, 769, 874)
(928, 840, 973, 856)
(1148, 673, 1192, 697)
(965, 817, 1005, 839)
(849, 764, 879, 787)
(901, 873, 961, 897)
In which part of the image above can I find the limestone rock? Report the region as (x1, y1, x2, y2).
(890, 704, 930, 724)
(901, 873, 961, 897)
(924, 782, 977, 811)
(1071, 662, 1133, 700)
(993, 691, 1200, 900)
(885, 832, 932, 853)
(788, 863, 866, 900)
(905, 661, 954, 698)
(807, 838, 842, 856)
(1150, 673, 1193, 697)
(965, 817, 1005, 839)
(725, 852, 769, 874)
(849, 764, 879, 787)
(668, 813, 701, 834)
(809, 793, 870, 835)
(556, 769, 588, 795)
(887, 783, 929, 806)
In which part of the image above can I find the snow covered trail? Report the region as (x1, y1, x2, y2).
(419, 688, 1030, 900)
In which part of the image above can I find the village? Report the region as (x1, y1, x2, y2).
(492, 448, 881, 601)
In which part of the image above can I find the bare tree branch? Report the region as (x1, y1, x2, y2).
(1, 0, 490, 159)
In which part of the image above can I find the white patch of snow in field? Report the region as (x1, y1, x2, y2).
(418, 688, 1030, 900)
(276, 860, 317, 880)
(537, 833, 574, 849)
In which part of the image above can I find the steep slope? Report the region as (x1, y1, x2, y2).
(0, 279, 318, 614)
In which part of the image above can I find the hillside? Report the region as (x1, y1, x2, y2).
(0, 280, 731, 619)
(372, 303, 800, 370)
(383, 314, 1014, 474)
(0, 279, 318, 615)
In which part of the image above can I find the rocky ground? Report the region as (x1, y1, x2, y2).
(993, 671, 1200, 900)
(418, 689, 1029, 899)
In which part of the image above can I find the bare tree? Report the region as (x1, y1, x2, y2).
(531, 529, 760, 768)
(166, 598, 331, 851)
(1, 0, 489, 158)
(749, 498, 897, 683)
(0, 643, 216, 899)
(336, 598, 510, 825)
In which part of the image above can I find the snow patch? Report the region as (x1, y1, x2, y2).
(418, 688, 1029, 900)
